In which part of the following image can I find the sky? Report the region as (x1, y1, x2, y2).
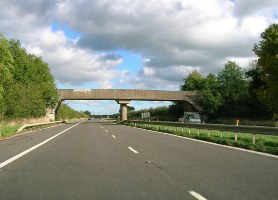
(0, 0, 277, 115)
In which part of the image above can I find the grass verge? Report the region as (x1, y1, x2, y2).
(123, 122, 278, 156)
(0, 124, 22, 138)
(0, 123, 60, 139)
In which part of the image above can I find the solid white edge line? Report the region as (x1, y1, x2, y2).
(112, 135, 116, 138)
(128, 147, 138, 154)
(0, 121, 83, 169)
(125, 126, 278, 159)
(189, 191, 207, 200)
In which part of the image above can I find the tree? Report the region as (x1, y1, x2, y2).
(0, 86, 4, 119)
(56, 103, 88, 120)
(84, 110, 91, 116)
(201, 90, 222, 114)
(127, 106, 135, 111)
(200, 73, 222, 114)
(253, 23, 278, 118)
(217, 61, 249, 115)
(245, 60, 266, 93)
(8, 40, 58, 109)
(0, 33, 59, 120)
(0, 33, 14, 119)
(180, 70, 206, 91)
(180, 71, 222, 114)
(245, 60, 271, 118)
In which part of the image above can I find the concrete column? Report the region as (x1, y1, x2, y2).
(117, 100, 131, 121)
(120, 104, 128, 121)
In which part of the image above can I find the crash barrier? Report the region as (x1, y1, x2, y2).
(123, 120, 278, 144)
(16, 121, 64, 133)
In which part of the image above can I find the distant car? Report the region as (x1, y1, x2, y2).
(184, 112, 201, 124)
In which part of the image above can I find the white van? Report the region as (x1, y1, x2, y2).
(184, 112, 201, 124)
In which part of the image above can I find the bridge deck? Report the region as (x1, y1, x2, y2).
(58, 89, 200, 102)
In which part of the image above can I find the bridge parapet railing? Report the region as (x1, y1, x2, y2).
(123, 120, 278, 144)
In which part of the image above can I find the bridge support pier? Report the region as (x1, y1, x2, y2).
(117, 100, 130, 121)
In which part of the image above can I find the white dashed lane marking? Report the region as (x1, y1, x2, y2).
(128, 147, 139, 154)
(189, 191, 207, 200)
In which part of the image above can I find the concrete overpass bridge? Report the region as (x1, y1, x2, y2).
(54, 89, 201, 121)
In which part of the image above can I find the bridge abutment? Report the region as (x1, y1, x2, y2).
(45, 108, 55, 121)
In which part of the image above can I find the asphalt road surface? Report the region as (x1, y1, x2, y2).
(0, 119, 277, 200)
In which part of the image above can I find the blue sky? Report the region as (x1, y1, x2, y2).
(0, 0, 277, 115)
(51, 22, 81, 40)
(51, 22, 171, 114)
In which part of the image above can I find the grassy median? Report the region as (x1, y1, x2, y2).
(123, 122, 278, 156)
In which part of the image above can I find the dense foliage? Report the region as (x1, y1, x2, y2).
(253, 24, 278, 118)
(84, 110, 91, 116)
(128, 106, 178, 121)
(129, 24, 277, 121)
(56, 103, 89, 120)
(180, 61, 252, 117)
(0, 33, 58, 120)
(179, 24, 277, 119)
(179, 60, 273, 119)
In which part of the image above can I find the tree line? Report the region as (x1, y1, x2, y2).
(0, 33, 87, 121)
(128, 24, 278, 121)
(56, 104, 89, 120)
(183, 23, 277, 120)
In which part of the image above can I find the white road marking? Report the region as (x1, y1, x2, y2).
(189, 191, 207, 200)
(0, 121, 83, 169)
(105, 130, 108, 132)
(128, 147, 139, 154)
(112, 135, 116, 138)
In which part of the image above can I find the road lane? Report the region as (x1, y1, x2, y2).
(0, 122, 83, 169)
(100, 122, 278, 200)
(0, 123, 76, 163)
(0, 120, 196, 200)
(0, 120, 277, 200)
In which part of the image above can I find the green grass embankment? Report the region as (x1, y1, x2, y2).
(0, 123, 60, 139)
(123, 122, 278, 156)
(0, 124, 22, 138)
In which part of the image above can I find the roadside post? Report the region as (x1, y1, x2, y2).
(235, 119, 239, 142)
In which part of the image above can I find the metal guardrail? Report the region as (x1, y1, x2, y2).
(126, 120, 278, 135)
(124, 120, 278, 144)
(16, 121, 64, 133)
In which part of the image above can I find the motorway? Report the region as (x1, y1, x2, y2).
(0, 120, 277, 200)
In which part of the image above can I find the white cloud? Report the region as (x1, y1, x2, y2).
(233, 0, 277, 18)
(22, 27, 124, 87)
(52, 0, 277, 86)
(120, 65, 199, 89)
(0, 0, 277, 113)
